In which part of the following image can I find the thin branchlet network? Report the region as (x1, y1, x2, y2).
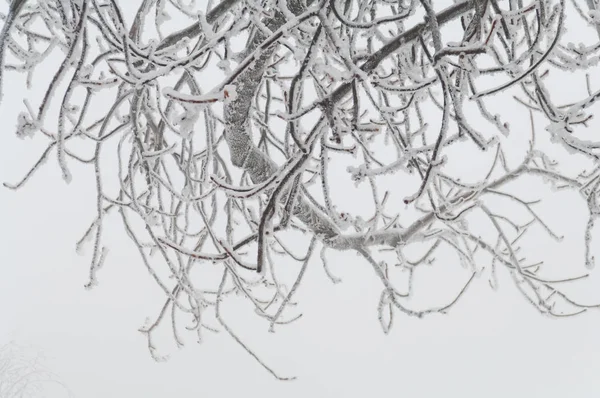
(2, 0, 600, 379)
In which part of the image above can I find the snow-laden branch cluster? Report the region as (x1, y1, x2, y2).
(3, 0, 600, 378)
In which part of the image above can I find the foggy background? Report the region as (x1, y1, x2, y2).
(2, 0, 600, 397)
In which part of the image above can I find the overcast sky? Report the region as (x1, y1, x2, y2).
(2, 1, 600, 397)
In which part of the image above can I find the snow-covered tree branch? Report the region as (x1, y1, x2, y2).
(3, 0, 600, 378)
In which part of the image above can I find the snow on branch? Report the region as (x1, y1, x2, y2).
(3, 0, 600, 378)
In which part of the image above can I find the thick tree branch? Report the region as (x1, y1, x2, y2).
(223, 0, 488, 248)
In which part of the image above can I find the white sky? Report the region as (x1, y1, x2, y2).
(2, 1, 600, 397)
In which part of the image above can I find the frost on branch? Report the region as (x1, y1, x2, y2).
(3, 0, 600, 379)
(15, 112, 37, 139)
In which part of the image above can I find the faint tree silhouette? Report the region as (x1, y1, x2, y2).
(0, 342, 71, 398)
